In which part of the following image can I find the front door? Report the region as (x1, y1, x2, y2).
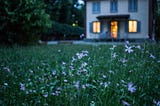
(110, 21, 118, 39)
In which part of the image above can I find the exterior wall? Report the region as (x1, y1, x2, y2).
(86, 0, 149, 39)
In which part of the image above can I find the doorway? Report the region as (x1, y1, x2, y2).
(110, 21, 118, 38)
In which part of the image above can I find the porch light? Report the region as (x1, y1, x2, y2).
(93, 21, 101, 33)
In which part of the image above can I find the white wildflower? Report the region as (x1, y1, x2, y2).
(4, 83, 8, 86)
(102, 75, 107, 79)
(90, 101, 95, 106)
(112, 52, 118, 58)
(150, 54, 156, 59)
(110, 45, 117, 50)
(109, 70, 114, 74)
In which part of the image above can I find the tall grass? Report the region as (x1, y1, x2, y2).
(0, 43, 160, 106)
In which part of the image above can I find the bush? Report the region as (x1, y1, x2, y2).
(41, 21, 84, 41)
(0, 0, 51, 45)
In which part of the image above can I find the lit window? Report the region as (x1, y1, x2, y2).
(93, 21, 101, 33)
(128, 20, 137, 32)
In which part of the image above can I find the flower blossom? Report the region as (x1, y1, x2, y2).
(136, 45, 141, 50)
(127, 82, 136, 93)
(121, 100, 130, 106)
(110, 45, 117, 50)
(74, 81, 80, 89)
(125, 45, 133, 53)
(112, 53, 118, 58)
(150, 54, 156, 59)
(20, 83, 26, 91)
(153, 100, 160, 106)
(4, 83, 8, 86)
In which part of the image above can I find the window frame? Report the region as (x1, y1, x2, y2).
(92, 1, 101, 14)
(128, 0, 138, 12)
(90, 21, 101, 33)
(127, 20, 141, 33)
(110, 0, 118, 13)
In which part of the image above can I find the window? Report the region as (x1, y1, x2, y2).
(129, 20, 137, 32)
(127, 20, 140, 33)
(129, 0, 138, 12)
(110, 0, 118, 13)
(90, 21, 101, 33)
(92, 2, 100, 14)
(93, 21, 101, 33)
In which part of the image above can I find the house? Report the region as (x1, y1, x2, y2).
(84, 0, 157, 41)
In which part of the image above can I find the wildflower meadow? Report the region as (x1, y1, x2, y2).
(0, 42, 160, 106)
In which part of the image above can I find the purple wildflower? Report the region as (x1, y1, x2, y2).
(64, 79, 68, 83)
(122, 100, 130, 106)
(62, 61, 66, 65)
(125, 40, 130, 45)
(3, 66, 11, 73)
(20, 83, 26, 91)
(74, 81, 80, 89)
(82, 85, 86, 89)
(136, 45, 141, 50)
(121, 58, 128, 63)
(153, 100, 160, 106)
(127, 82, 136, 93)
(43, 92, 48, 98)
(125, 45, 133, 53)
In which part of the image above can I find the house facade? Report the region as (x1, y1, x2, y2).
(85, 0, 156, 41)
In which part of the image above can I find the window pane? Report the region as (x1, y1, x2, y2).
(93, 2, 100, 13)
(93, 21, 101, 33)
(129, 20, 137, 32)
(111, 0, 118, 12)
(129, 0, 137, 12)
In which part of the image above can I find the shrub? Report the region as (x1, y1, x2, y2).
(41, 21, 84, 41)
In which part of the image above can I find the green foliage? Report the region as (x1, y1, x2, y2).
(0, 0, 51, 45)
(0, 43, 160, 105)
(42, 21, 84, 41)
(45, 0, 84, 27)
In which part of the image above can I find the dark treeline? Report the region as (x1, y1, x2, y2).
(0, 0, 84, 45)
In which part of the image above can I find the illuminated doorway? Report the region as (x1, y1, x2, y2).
(110, 21, 118, 38)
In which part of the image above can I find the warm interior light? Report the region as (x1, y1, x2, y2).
(129, 20, 137, 32)
(111, 21, 118, 38)
(93, 21, 100, 33)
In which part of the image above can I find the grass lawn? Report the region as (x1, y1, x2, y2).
(0, 43, 160, 106)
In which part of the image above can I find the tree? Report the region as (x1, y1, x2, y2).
(156, 0, 160, 41)
(0, 0, 51, 45)
(45, 0, 84, 27)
